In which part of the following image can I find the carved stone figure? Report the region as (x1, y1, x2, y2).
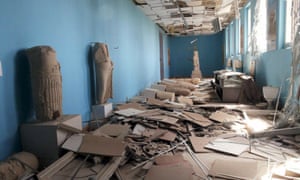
(0, 152, 39, 179)
(191, 49, 202, 79)
(26, 46, 62, 121)
(92, 43, 113, 104)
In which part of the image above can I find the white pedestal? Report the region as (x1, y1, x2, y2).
(21, 114, 82, 168)
(91, 103, 113, 119)
(141, 88, 157, 98)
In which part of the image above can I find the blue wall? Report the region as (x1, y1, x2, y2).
(169, 32, 224, 78)
(0, 0, 168, 160)
(255, 49, 292, 104)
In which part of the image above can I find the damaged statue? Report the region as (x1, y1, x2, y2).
(191, 49, 202, 79)
(92, 43, 114, 104)
(26, 46, 62, 121)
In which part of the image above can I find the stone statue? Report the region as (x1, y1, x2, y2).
(92, 43, 113, 104)
(191, 49, 202, 79)
(26, 46, 62, 121)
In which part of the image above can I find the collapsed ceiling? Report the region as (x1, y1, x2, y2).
(133, 0, 248, 36)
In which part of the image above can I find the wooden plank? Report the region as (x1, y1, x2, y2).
(95, 155, 125, 180)
(204, 138, 249, 156)
(116, 102, 146, 111)
(155, 154, 185, 165)
(188, 136, 214, 153)
(177, 96, 193, 106)
(182, 111, 213, 127)
(37, 152, 77, 179)
(114, 108, 145, 117)
(79, 135, 126, 156)
(209, 158, 259, 180)
(144, 164, 193, 180)
(159, 131, 177, 142)
(250, 127, 300, 138)
(92, 124, 130, 138)
(147, 115, 179, 125)
(209, 111, 238, 123)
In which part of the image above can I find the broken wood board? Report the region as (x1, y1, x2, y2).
(209, 111, 239, 123)
(62, 134, 83, 152)
(141, 128, 176, 142)
(115, 102, 146, 111)
(156, 90, 175, 101)
(63, 134, 127, 156)
(182, 111, 213, 127)
(58, 123, 82, 133)
(155, 154, 185, 165)
(51, 159, 103, 179)
(162, 79, 195, 91)
(132, 124, 146, 135)
(147, 115, 179, 126)
(144, 163, 193, 180)
(37, 152, 77, 179)
(204, 138, 249, 156)
(144, 129, 167, 141)
(135, 109, 161, 118)
(209, 158, 259, 180)
(249, 141, 300, 162)
(114, 108, 145, 117)
(177, 96, 193, 106)
(250, 127, 300, 138)
(147, 98, 185, 109)
(165, 85, 191, 96)
(151, 84, 166, 91)
(159, 131, 177, 142)
(128, 96, 147, 103)
(141, 88, 157, 98)
(79, 135, 126, 156)
(189, 136, 215, 153)
(92, 124, 130, 138)
(95, 155, 125, 180)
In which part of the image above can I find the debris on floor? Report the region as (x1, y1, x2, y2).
(12, 77, 300, 180)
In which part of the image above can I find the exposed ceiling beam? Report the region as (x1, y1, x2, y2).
(134, 0, 248, 35)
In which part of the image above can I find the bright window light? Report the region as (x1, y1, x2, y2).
(256, 0, 267, 52)
(247, 5, 252, 53)
(285, 0, 292, 46)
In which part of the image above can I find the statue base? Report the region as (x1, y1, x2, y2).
(91, 103, 113, 120)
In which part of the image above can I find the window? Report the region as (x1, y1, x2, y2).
(226, 28, 230, 57)
(230, 22, 235, 56)
(267, 0, 278, 50)
(247, 5, 252, 53)
(255, 0, 267, 53)
(240, 22, 244, 54)
(236, 19, 240, 54)
(285, 0, 292, 46)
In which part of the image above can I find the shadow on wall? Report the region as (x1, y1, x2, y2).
(14, 50, 34, 124)
(87, 44, 96, 107)
(12, 50, 34, 154)
(254, 57, 266, 86)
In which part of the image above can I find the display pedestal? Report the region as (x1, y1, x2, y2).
(91, 103, 113, 120)
(21, 114, 82, 168)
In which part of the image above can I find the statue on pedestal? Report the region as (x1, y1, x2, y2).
(92, 43, 114, 104)
(26, 46, 62, 121)
(191, 48, 202, 79)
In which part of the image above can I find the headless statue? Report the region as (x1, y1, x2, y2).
(92, 43, 114, 104)
(26, 46, 62, 121)
(191, 49, 202, 79)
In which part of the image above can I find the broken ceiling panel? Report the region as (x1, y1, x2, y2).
(133, 0, 248, 36)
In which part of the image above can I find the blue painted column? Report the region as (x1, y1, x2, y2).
(277, 0, 286, 49)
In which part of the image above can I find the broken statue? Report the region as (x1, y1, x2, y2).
(26, 46, 63, 121)
(92, 43, 114, 104)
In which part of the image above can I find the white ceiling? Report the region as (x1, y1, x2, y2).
(133, 0, 248, 36)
